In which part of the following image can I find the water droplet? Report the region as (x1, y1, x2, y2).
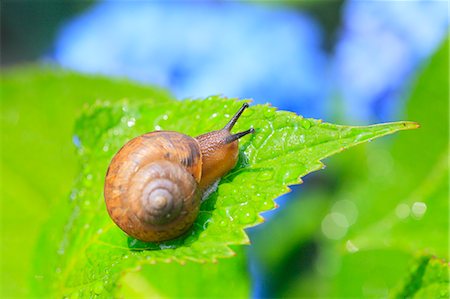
(354, 133, 364, 142)
(257, 170, 274, 181)
(127, 118, 136, 127)
(123, 255, 129, 259)
(72, 135, 81, 148)
(159, 244, 175, 250)
(395, 203, 410, 219)
(70, 190, 78, 201)
(411, 202, 427, 219)
(129, 239, 138, 247)
(162, 114, 168, 120)
(102, 144, 110, 152)
(97, 228, 103, 235)
(263, 108, 275, 120)
(154, 125, 162, 130)
(86, 174, 93, 181)
(238, 206, 255, 224)
(252, 135, 266, 149)
(345, 240, 359, 253)
(202, 218, 213, 230)
(112, 128, 122, 136)
(282, 166, 299, 184)
(298, 134, 305, 144)
(211, 113, 218, 118)
(301, 119, 311, 129)
(93, 281, 104, 295)
(260, 200, 273, 210)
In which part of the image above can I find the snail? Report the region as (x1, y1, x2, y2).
(104, 103, 254, 242)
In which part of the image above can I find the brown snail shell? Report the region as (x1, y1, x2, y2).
(104, 103, 254, 242)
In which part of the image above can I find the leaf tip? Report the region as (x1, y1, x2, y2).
(403, 121, 421, 130)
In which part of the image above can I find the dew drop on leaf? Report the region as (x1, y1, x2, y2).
(251, 134, 266, 149)
(126, 117, 136, 127)
(257, 170, 274, 181)
(93, 281, 104, 295)
(260, 200, 274, 210)
(263, 108, 275, 120)
(238, 205, 255, 224)
(72, 135, 81, 148)
(298, 134, 305, 144)
(345, 240, 359, 253)
(281, 165, 300, 184)
(128, 238, 138, 247)
(301, 119, 311, 129)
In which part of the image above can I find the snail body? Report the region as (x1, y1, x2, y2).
(104, 103, 253, 242)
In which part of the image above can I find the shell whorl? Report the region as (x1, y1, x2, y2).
(104, 131, 203, 242)
(129, 160, 197, 226)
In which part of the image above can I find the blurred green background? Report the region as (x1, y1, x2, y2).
(1, 1, 449, 298)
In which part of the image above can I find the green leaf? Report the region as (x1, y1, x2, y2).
(0, 66, 172, 298)
(282, 38, 449, 298)
(32, 91, 416, 297)
(393, 255, 450, 299)
(343, 37, 449, 257)
(116, 247, 250, 299)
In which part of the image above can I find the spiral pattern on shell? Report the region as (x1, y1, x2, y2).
(130, 160, 198, 226)
(104, 131, 203, 242)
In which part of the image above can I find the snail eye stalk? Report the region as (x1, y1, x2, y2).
(223, 103, 249, 131)
(225, 128, 255, 144)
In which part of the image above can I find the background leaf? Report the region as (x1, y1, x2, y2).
(393, 255, 450, 299)
(276, 36, 449, 298)
(0, 66, 172, 297)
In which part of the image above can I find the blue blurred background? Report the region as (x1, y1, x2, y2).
(4, 1, 447, 123)
(2, 1, 448, 297)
